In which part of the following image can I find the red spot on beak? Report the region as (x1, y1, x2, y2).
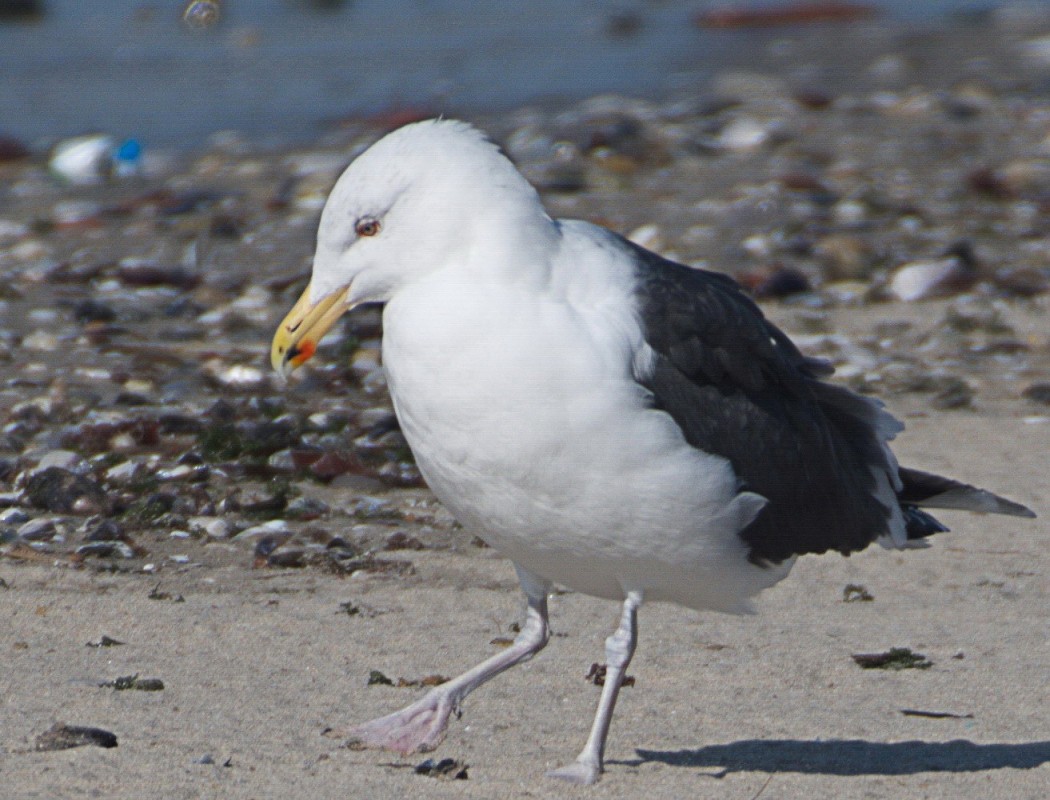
(291, 339, 316, 365)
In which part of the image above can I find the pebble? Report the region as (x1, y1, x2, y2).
(0, 508, 30, 525)
(832, 199, 868, 227)
(52, 200, 103, 227)
(266, 546, 306, 568)
(717, 117, 774, 151)
(0, 218, 30, 242)
(1021, 35, 1050, 67)
(17, 518, 58, 542)
(21, 330, 60, 352)
(24, 468, 107, 515)
(1022, 383, 1050, 405)
(105, 461, 147, 483)
(83, 519, 126, 541)
(76, 541, 136, 559)
(156, 464, 207, 482)
(205, 361, 268, 389)
(34, 450, 88, 475)
(626, 223, 665, 252)
(888, 258, 974, 302)
(188, 516, 231, 539)
(815, 234, 874, 281)
(35, 723, 117, 751)
(234, 520, 291, 540)
(285, 496, 330, 520)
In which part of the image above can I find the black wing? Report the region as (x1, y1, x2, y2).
(625, 237, 903, 565)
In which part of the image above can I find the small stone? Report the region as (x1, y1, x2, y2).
(21, 330, 60, 352)
(749, 266, 811, 299)
(17, 517, 58, 542)
(717, 117, 772, 151)
(76, 541, 136, 559)
(266, 546, 306, 568)
(931, 377, 974, 410)
(156, 464, 197, 482)
(1021, 383, 1050, 406)
(626, 223, 664, 252)
(105, 461, 147, 483)
(888, 258, 973, 302)
(384, 531, 425, 551)
(0, 508, 30, 525)
(207, 361, 267, 389)
(52, 200, 103, 227)
(117, 260, 200, 289)
(843, 584, 874, 602)
(36, 723, 118, 751)
(285, 496, 330, 520)
(815, 234, 873, 281)
(33, 450, 88, 475)
(852, 648, 932, 670)
(310, 451, 361, 481)
(86, 635, 125, 648)
(188, 516, 231, 539)
(994, 266, 1049, 297)
(25, 468, 107, 514)
(252, 533, 288, 559)
(832, 200, 868, 227)
(234, 519, 291, 540)
(1022, 34, 1050, 67)
(102, 674, 164, 691)
(83, 519, 125, 541)
(349, 349, 381, 377)
(414, 757, 469, 780)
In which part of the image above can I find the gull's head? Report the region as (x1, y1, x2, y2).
(271, 118, 545, 377)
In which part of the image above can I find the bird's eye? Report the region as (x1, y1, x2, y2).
(355, 217, 381, 237)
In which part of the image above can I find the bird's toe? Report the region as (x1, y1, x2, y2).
(344, 698, 452, 755)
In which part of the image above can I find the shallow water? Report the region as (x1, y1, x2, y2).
(0, 0, 1013, 148)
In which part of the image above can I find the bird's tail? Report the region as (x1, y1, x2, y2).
(897, 466, 1035, 541)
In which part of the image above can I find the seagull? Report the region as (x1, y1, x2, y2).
(270, 119, 1035, 784)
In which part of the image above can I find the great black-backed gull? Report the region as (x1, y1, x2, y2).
(271, 119, 1035, 784)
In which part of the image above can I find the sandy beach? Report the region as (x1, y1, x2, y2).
(2, 7, 1050, 798)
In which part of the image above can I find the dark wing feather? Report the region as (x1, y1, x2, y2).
(625, 237, 902, 565)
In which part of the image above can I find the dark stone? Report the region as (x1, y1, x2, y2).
(36, 724, 118, 751)
(73, 299, 117, 323)
(25, 468, 107, 514)
(84, 519, 126, 542)
(117, 263, 201, 290)
(1022, 382, 1050, 406)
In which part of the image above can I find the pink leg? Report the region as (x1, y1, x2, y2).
(548, 589, 642, 785)
(346, 567, 551, 755)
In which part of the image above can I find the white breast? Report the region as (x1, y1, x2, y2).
(379, 227, 792, 612)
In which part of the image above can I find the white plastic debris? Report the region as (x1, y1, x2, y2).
(49, 135, 114, 185)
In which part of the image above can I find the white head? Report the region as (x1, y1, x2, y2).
(310, 119, 549, 305)
(272, 118, 553, 375)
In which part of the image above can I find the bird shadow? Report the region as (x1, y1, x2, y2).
(621, 738, 1050, 776)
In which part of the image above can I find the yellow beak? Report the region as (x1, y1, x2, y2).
(270, 281, 352, 378)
